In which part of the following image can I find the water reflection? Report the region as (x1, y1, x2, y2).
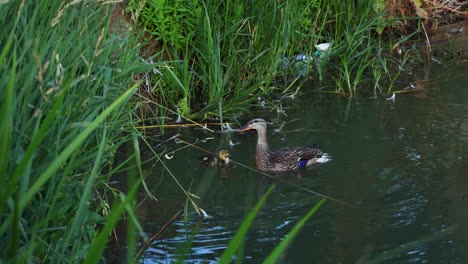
(146, 220, 233, 262)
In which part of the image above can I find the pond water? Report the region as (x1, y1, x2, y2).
(120, 36, 468, 263)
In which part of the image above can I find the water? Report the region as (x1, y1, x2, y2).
(122, 42, 468, 263)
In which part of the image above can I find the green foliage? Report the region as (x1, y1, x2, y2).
(128, 0, 418, 121)
(288, 0, 414, 95)
(128, 0, 305, 119)
(127, 0, 202, 52)
(177, 96, 191, 117)
(0, 1, 149, 262)
(373, 0, 386, 34)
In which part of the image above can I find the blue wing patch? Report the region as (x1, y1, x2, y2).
(297, 159, 308, 168)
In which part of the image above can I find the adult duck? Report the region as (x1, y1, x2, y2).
(239, 118, 330, 171)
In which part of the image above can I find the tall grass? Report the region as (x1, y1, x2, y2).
(0, 1, 150, 262)
(286, 0, 419, 96)
(128, 0, 423, 122)
(128, 0, 305, 120)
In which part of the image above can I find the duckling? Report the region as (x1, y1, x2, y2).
(199, 149, 230, 168)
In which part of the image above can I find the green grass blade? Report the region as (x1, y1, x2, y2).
(0, 23, 15, 65)
(83, 180, 141, 264)
(20, 83, 138, 209)
(131, 130, 157, 201)
(62, 126, 108, 253)
(0, 82, 141, 237)
(8, 190, 20, 260)
(219, 184, 275, 263)
(263, 198, 326, 264)
(0, 49, 15, 192)
(0, 80, 67, 216)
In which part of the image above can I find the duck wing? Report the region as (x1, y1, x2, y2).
(268, 147, 323, 169)
(270, 147, 322, 159)
(198, 154, 216, 167)
(298, 147, 323, 160)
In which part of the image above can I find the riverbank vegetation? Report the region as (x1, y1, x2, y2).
(1, 1, 150, 262)
(127, 0, 467, 122)
(1, 0, 467, 262)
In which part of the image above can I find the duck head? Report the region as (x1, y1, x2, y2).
(218, 149, 230, 164)
(239, 118, 267, 132)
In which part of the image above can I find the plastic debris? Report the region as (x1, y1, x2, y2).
(278, 43, 331, 77)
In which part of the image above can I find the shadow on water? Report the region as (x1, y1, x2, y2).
(110, 28, 468, 263)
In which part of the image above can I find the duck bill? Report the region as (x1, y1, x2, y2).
(238, 124, 252, 132)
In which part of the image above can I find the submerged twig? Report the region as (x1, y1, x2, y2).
(421, 20, 432, 53)
(136, 122, 232, 130)
(174, 138, 214, 155)
(229, 159, 360, 209)
(154, 133, 181, 149)
(134, 209, 183, 261)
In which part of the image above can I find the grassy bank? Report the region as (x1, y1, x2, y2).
(126, 0, 453, 122)
(0, 1, 150, 262)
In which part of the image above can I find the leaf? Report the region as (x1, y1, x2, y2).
(373, 0, 385, 13)
(413, 0, 428, 19)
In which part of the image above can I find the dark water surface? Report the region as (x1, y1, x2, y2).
(130, 53, 468, 263)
